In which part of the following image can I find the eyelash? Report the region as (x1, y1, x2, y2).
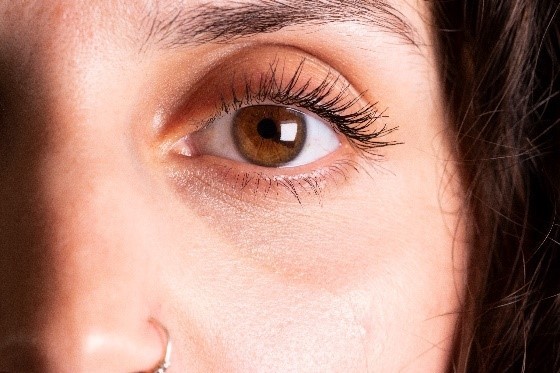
(172, 57, 400, 203)
(208, 58, 401, 159)
(198, 159, 363, 205)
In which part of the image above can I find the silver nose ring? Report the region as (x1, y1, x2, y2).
(150, 318, 172, 373)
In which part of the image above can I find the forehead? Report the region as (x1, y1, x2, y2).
(0, 1, 148, 46)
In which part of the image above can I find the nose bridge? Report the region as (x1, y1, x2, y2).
(41, 148, 150, 317)
(44, 123, 165, 363)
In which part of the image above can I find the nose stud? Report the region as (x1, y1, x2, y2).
(149, 318, 172, 373)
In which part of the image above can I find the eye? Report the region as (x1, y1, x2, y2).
(177, 104, 341, 168)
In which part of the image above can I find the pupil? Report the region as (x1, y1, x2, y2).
(257, 118, 278, 139)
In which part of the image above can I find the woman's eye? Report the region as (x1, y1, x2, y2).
(177, 105, 341, 168)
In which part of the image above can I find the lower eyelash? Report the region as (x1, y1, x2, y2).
(219, 159, 363, 204)
(215, 57, 402, 160)
(171, 157, 366, 204)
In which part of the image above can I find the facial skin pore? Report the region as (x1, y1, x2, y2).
(0, 1, 466, 372)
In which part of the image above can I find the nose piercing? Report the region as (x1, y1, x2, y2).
(149, 318, 172, 373)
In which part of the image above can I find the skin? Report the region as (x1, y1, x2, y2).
(0, 1, 466, 372)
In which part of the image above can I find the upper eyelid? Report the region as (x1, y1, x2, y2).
(212, 58, 400, 157)
(159, 46, 400, 161)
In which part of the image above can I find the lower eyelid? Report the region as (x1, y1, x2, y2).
(167, 149, 362, 205)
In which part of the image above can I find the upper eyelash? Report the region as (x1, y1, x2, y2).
(215, 57, 402, 158)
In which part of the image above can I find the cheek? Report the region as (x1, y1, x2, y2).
(156, 152, 465, 371)
(194, 283, 371, 370)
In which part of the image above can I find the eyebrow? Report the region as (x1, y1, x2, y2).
(141, 0, 420, 49)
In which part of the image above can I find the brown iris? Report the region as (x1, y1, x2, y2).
(232, 105, 307, 167)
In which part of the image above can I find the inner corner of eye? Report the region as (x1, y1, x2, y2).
(171, 135, 198, 157)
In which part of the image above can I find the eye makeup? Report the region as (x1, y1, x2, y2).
(163, 46, 400, 203)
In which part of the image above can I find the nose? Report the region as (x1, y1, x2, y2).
(0, 146, 170, 372)
(0, 109, 170, 372)
(0, 323, 167, 373)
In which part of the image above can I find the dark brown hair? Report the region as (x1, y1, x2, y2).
(432, 0, 560, 371)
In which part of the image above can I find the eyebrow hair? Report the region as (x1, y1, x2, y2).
(141, 0, 420, 49)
